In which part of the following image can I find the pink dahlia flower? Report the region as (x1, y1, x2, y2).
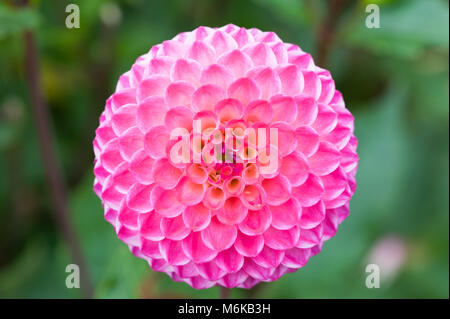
(93, 25, 358, 289)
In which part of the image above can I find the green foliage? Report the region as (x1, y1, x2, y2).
(0, 0, 448, 298)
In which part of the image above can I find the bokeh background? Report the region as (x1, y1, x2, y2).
(0, 0, 448, 298)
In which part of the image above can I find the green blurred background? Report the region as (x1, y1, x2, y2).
(0, 0, 448, 298)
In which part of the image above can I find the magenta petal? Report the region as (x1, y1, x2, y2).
(192, 84, 226, 112)
(161, 215, 191, 240)
(201, 217, 237, 251)
(195, 261, 227, 281)
(281, 247, 311, 268)
(141, 238, 162, 258)
(139, 211, 164, 240)
(242, 259, 274, 281)
(293, 95, 318, 127)
(217, 49, 253, 78)
(182, 203, 211, 231)
(270, 95, 297, 124)
(119, 127, 143, 161)
(111, 104, 137, 136)
(152, 158, 183, 190)
(215, 247, 245, 273)
(137, 75, 170, 101)
(234, 232, 264, 257)
(129, 150, 155, 185)
(217, 196, 248, 225)
(159, 239, 190, 266)
(144, 126, 169, 159)
(181, 232, 218, 263)
(244, 100, 273, 124)
(164, 106, 194, 132)
(280, 151, 309, 186)
(295, 126, 320, 157)
(299, 200, 325, 229)
(253, 245, 285, 268)
(126, 183, 154, 212)
(238, 206, 272, 236)
(292, 174, 324, 207)
(227, 77, 260, 106)
(165, 81, 195, 108)
(218, 270, 248, 288)
(308, 141, 341, 176)
(297, 224, 323, 248)
(261, 175, 291, 206)
(263, 226, 300, 250)
(151, 186, 183, 217)
(269, 198, 301, 230)
(170, 58, 202, 86)
(277, 64, 304, 96)
(200, 64, 234, 88)
(321, 167, 347, 201)
(137, 96, 168, 133)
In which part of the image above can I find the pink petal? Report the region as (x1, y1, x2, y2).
(217, 49, 253, 78)
(242, 259, 274, 281)
(119, 127, 143, 161)
(200, 64, 234, 88)
(270, 42, 288, 64)
(112, 163, 136, 193)
(282, 247, 311, 268)
(238, 206, 272, 236)
(276, 64, 304, 96)
(137, 96, 168, 133)
(301, 70, 321, 100)
(141, 238, 162, 258)
(214, 98, 244, 123)
(182, 203, 211, 231)
(137, 75, 170, 101)
(147, 56, 175, 76)
(186, 164, 208, 184)
(176, 176, 206, 205)
(295, 126, 320, 157)
(151, 186, 184, 217)
(241, 184, 266, 210)
(312, 103, 338, 135)
(248, 67, 281, 99)
(227, 77, 260, 106)
(243, 43, 277, 68)
(165, 81, 195, 108)
(215, 247, 245, 273)
(299, 200, 325, 229)
(203, 186, 226, 210)
(318, 77, 335, 104)
(152, 158, 183, 189)
(129, 149, 155, 184)
(244, 100, 273, 124)
(292, 174, 324, 207)
(186, 41, 216, 67)
(269, 198, 302, 230)
(191, 84, 226, 112)
(280, 151, 309, 186)
(161, 214, 191, 240)
(289, 52, 314, 70)
(261, 175, 291, 205)
(139, 211, 164, 240)
(170, 58, 202, 86)
(270, 95, 297, 123)
(111, 104, 137, 136)
(321, 167, 347, 201)
(219, 270, 248, 288)
(217, 196, 248, 225)
(234, 232, 264, 257)
(308, 141, 341, 176)
(297, 224, 323, 248)
(195, 261, 227, 281)
(270, 122, 297, 157)
(111, 88, 136, 112)
(263, 226, 300, 250)
(231, 28, 255, 48)
(165, 106, 194, 132)
(292, 95, 318, 127)
(144, 125, 169, 159)
(253, 245, 285, 268)
(159, 239, 190, 265)
(100, 139, 124, 173)
(181, 232, 218, 263)
(205, 30, 238, 56)
(201, 216, 237, 251)
(126, 183, 154, 212)
(323, 124, 352, 151)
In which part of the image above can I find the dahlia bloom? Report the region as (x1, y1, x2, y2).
(93, 25, 358, 289)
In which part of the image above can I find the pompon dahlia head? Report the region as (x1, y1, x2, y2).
(93, 25, 359, 290)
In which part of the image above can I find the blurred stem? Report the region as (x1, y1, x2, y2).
(220, 287, 230, 299)
(316, 0, 350, 67)
(23, 30, 93, 298)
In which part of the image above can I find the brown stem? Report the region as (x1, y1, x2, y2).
(24, 30, 93, 298)
(219, 286, 230, 299)
(316, 0, 350, 67)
